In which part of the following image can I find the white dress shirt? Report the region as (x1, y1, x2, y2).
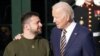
(61, 21, 76, 44)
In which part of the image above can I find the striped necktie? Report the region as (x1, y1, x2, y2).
(60, 30, 67, 56)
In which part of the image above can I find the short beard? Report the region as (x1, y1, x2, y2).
(37, 30, 42, 34)
(31, 30, 42, 35)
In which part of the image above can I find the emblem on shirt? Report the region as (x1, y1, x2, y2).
(32, 45, 35, 48)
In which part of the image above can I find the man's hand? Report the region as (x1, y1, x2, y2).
(13, 34, 22, 40)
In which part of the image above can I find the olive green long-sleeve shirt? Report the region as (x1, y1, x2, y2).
(4, 36, 49, 56)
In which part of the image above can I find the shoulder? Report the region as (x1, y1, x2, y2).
(76, 24, 90, 34)
(4, 40, 19, 53)
(5, 39, 22, 49)
(6, 40, 17, 47)
(75, 24, 93, 40)
(78, 24, 93, 38)
(73, 5, 83, 10)
(73, 5, 80, 9)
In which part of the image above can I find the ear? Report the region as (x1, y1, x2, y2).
(65, 15, 70, 22)
(24, 24, 30, 30)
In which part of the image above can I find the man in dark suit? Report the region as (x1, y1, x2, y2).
(50, 1, 95, 56)
(73, 0, 100, 56)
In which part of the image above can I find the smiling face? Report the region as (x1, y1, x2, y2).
(24, 16, 42, 35)
(28, 16, 42, 34)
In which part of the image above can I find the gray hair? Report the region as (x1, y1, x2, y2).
(52, 1, 74, 20)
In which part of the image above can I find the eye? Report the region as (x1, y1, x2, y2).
(36, 21, 41, 24)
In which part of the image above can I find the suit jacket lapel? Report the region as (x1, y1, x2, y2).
(65, 24, 79, 53)
(55, 28, 62, 56)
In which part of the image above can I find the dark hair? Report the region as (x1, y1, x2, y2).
(21, 11, 39, 28)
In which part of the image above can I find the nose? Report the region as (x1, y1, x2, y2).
(39, 22, 42, 27)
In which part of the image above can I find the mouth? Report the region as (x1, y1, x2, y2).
(38, 28, 41, 30)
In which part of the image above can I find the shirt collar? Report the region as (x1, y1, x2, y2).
(64, 21, 76, 33)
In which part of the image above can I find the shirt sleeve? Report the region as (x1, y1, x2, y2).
(82, 32, 96, 56)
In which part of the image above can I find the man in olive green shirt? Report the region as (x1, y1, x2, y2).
(4, 12, 49, 56)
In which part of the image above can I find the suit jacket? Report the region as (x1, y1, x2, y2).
(50, 24, 95, 56)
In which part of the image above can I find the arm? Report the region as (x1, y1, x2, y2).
(3, 42, 15, 56)
(82, 32, 96, 56)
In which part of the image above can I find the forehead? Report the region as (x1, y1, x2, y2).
(52, 8, 62, 14)
(30, 16, 40, 22)
(52, 8, 65, 17)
